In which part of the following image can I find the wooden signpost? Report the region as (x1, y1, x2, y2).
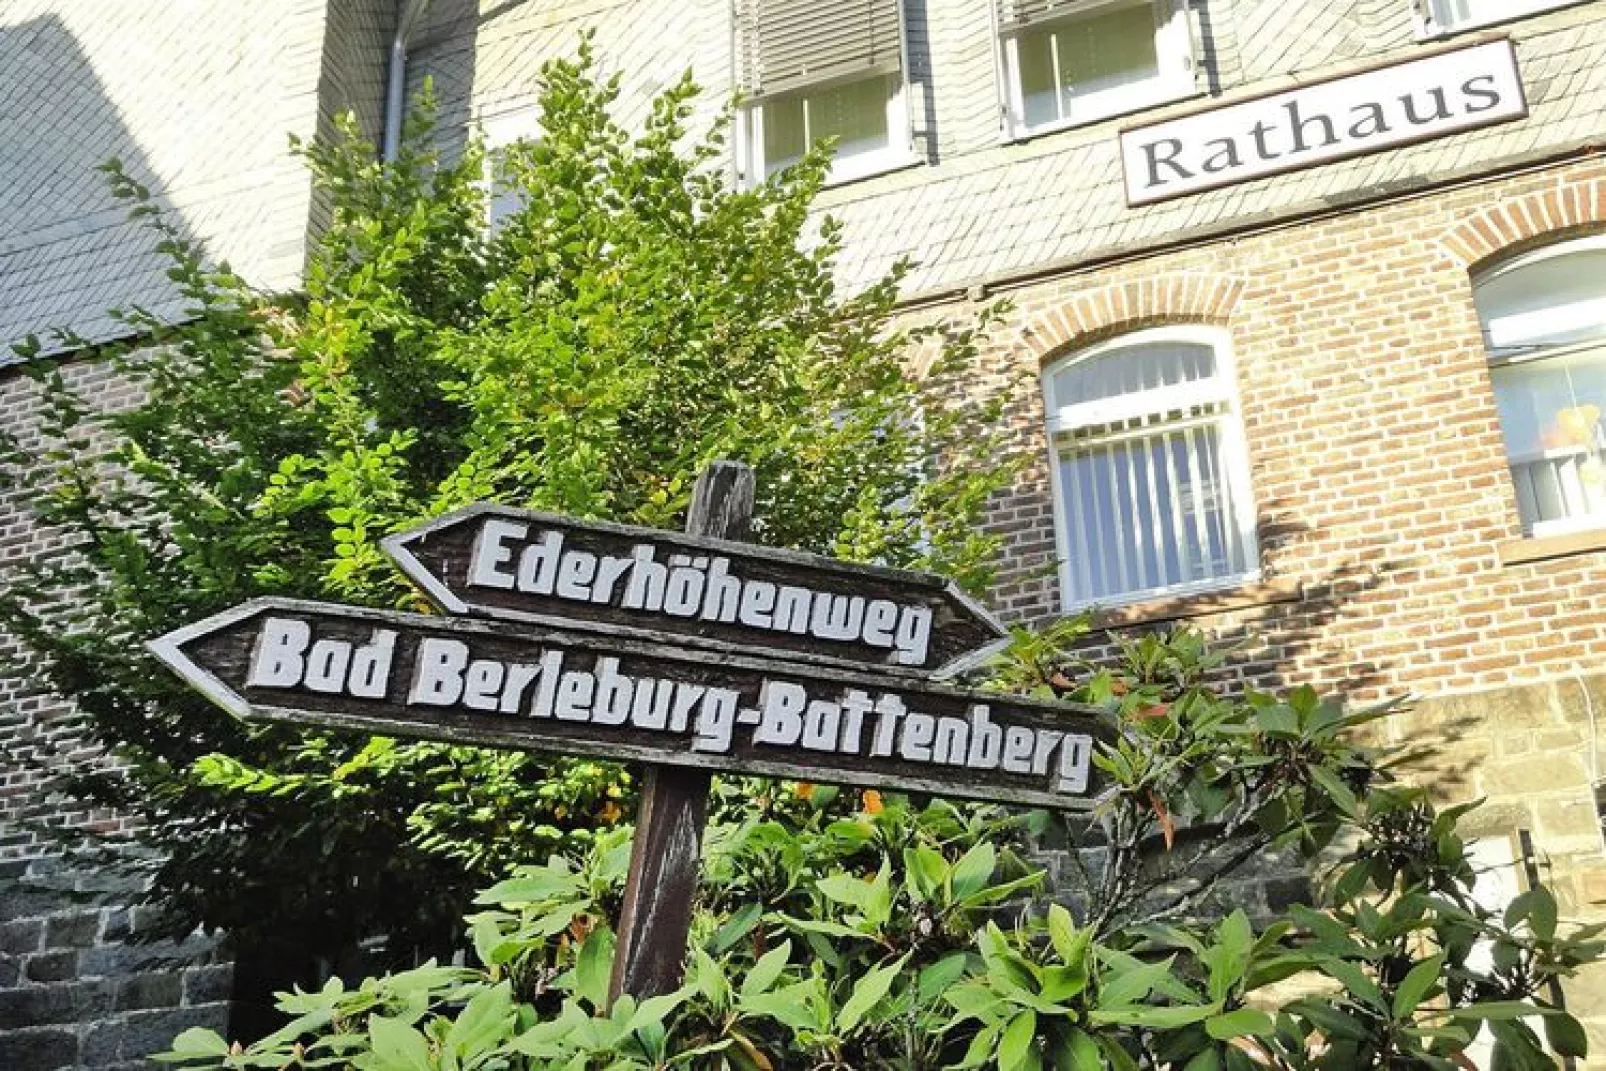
(148, 462, 1113, 1002)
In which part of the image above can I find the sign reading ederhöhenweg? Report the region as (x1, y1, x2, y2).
(380, 505, 1009, 680)
(149, 597, 1108, 811)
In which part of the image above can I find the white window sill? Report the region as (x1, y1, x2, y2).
(1062, 569, 1266, 619)
(1498, 525, 1606, 566)
(822, 150, 925, 189)
(741, 150, 924, 192)
(1074, 575, 1302, 630)
(1004, 85, 1202, 147)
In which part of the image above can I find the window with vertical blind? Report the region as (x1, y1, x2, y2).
(1042, 327, 1258, 608)
(737, 0, 915, 184)
(996, 0, 1194, 138)
(1473, 236, 1606, 536)
(1418, 0, 1576, 36)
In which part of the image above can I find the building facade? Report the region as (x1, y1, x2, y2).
(3, 0, 1606, 1064)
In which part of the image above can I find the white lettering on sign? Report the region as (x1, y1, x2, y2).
(248, 619, 396, 698)
(241, 616, 1093, 798)
(1120, 39, 1525, 206)
(468, 522, 934, 666)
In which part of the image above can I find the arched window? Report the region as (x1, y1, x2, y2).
(1473, 236, 1606, 535)
(1042, 327, 1257, 608)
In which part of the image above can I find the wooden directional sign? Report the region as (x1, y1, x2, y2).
(380, 505, 1009, 680)
(149, 597, 1112, 811)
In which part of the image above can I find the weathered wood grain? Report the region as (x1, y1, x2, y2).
(152, 597, 1112, 810)
(610, 461, 752, 1002)
(380, 498, 1007, 679)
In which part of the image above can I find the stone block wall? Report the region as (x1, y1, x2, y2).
(0, 857, 229, 1070)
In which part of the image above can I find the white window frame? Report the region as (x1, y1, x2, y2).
(738, 71, 917, 188)
(999, 0, 1194, 140)
(1418, 0, 1581, 37)
(1042, 325, 1259, 611)
(1475, 235, 1606, 538)
(479, 107, 542, 234)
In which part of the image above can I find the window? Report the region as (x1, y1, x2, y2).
(1473, 236, 1606, 536)
(1420, 0, 1577, 35)
(998, 0, 1194, 137)
(1042, 328, 1257, 608)
(738, 0, 914, 184)
(479, 108, 541, 233)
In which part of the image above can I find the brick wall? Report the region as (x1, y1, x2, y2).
(0, 361, 229, 1068)
(954, 154, 1606, 1055)
(978, 157, 1606, 700)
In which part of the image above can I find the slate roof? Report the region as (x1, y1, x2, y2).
(0, 0, 334, 367)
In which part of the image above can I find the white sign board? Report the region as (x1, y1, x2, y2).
(1121, 39, 1527, 206)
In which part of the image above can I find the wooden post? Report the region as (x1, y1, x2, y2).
(609, 460, 754, 1002)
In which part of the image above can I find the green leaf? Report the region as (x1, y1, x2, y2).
(1317, 957, 1384, 1012)
(367, 1016, 432, 1071)
(1205, 1007, 1274, 1040)
(741, 980, 820, 1033)
(1098, 954, 1176, 1009)
(1047, 904, 1087, 965)
(838, 954, 909, 1033)
(1052, 1027, 1101, 1071)
(817, 873, 873, 911)
(573, 925, 615, 1009)
(950, 842, 997, 901)
(444, 981, 516, 1058)
(1448, 1001, 1554, 1021)
(691, 948, 731, 1011)
(1205, 910, 1254, 1002)
(905, 845, 948, 900)
(711, 902, 763, 953)
(1390, 954, 1443, 1019)
(1090, 1003, 1220, 1029)
(1543, 1010, 1588, 1058)
(1308, 766, 1358, 818)
(999, 1009, 1038, 1071)
(155, 1028, 230, 1059)
(740, 940, 792, 999)
(1506, 888, 1558, 941)
(626, 988, 689, 1035)
(917, 953, 971, 1004)
(960, 1022, 1002, 1069)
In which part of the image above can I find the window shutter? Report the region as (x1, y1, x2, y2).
(996, 0, 1121, 32)
(745, 0, 904, 98)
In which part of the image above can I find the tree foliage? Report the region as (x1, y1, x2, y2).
(0, 42, 1017, 963)
(157, 626, 1604, 1068)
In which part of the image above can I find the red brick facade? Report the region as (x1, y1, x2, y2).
(981, 157, 1606, 703)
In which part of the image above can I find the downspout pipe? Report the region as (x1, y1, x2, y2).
(383, 0, 434, 160)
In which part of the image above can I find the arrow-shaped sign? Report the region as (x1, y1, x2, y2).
(380, 505, 1008, 680)
(150, 598, 1111, 811)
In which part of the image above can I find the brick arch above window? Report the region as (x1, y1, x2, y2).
(1016, 273, 1246, 361)
(1439, 176, 1606, 272)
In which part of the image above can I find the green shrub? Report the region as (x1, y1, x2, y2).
(158, 627, 1604, 1069)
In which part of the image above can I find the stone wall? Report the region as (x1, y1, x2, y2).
(0, 858, 229, 1070)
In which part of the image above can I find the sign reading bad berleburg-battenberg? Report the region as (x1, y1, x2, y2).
(150, 598, 1107, 810)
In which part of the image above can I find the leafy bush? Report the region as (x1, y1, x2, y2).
(0, 38, 1016, 970)
(157, 627, 1604, 1069)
